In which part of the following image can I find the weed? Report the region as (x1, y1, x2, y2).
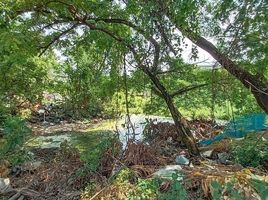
(250, 179, 268, 200)
(0, 117, 31, 165)
(127, 178, 159, 200)
(79, 134, 120, 172)
(231, 133, 268, 167)
(115, 168, 135, 183)
(82, 180, 98, 198)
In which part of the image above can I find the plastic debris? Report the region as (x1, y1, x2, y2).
(0, 178, 12, 194)
(201, 150, 213, 158)
(153, 165, 184, 181)
(175, 155, 190, 165)
(217, 152, 232, 165)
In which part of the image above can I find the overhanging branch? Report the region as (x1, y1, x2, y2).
(170, 83, 208, 98)
(38, 23, 78, 56)
(90, 17, 160, 70)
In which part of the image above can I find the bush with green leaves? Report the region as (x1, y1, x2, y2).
(0, 117, 31, 153)
(114, 168, 135, 184)
(231, 133, 268, 167)
(210, 178, 268, 200)
(210, 180, 243, 200)
(0, 102, 10, 124)
(80, 135, 120, 172)
(250, 179, 268, 200)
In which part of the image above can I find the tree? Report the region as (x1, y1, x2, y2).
(153, 0, 268, 113)
(1, 0, 200, 154)
(2, 0, 267, 154)
(0, 17, 57, 111)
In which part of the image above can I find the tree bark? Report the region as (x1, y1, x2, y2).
(135, 62, 200, 155)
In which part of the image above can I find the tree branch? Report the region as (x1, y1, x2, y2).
(170, 83, 208, 98)
(156, 69, 183, 75)
(82, 21, 123, 43)
(151, 86, 163, 98)
(155, 21, 176, 55)
(38, 23, 78, 57)
(90, 17, 160, 70)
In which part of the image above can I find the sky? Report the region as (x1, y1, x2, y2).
(181, 37, 216, 66)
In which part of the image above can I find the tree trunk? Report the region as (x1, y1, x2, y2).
(163, 93, 200, 156)
(193, 36, 268, 114)
(162, 6, 268, 114)
(139, 65, 200, 155)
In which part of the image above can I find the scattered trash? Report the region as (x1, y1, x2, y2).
(3, 116, 267, 199)
(0, 178, 12, 194)
(153, 165, 184, 181)
(175, 155, 190, 165)
(201, 150, 213, 158)
(217, 152, 232, 165)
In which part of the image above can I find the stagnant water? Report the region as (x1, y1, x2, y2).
(26, 115, 174, 149)
(26, 114, 228, 149)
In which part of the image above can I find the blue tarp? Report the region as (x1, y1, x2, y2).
(199, 113, 268, 145)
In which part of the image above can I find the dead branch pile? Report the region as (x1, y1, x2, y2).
(189, 119, 223, 141)
(124, 140, 167, 166)
(10, 146, 92, 200)
(182, 163, 268, 200)
(130, 165, 158, 178)
(144, 119, 223, 145)
(144, 121, 181, 143)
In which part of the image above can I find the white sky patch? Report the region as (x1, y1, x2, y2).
(75, 27, 84, 36)
(182, 37, 216, 66)
(53, 49, 68, 63)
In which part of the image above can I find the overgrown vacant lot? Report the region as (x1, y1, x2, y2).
(0, 0, 268, 199)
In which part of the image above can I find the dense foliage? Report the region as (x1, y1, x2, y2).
(0, 117, 31, 164)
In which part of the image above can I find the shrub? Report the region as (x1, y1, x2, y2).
(231, 133, 268, 167)
(0, 117, 31, 157)
(80, 136, 119, 172)
(0, 104, 10, 124)
(210, 180, 243, 200)
(115, 168, 135, 183)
